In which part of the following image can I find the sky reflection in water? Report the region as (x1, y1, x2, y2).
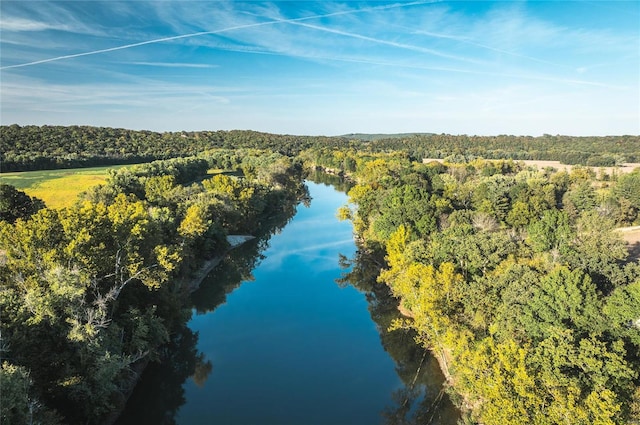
(178, 182, 404, 424)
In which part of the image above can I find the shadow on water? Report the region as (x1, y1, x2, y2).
(337, 250, 461, 425)
(115, 198, 299, 425)
(190, 238, 266, 315)
(113, 326, 203, 425)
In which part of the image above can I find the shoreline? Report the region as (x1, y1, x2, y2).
(395, 295, 479, 418)
(101, 234, 255, 425)
(183, 235, 255, 294)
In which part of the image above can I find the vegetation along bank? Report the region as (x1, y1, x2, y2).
(1, 149, 307, 424)
(307, 150, 640, 425)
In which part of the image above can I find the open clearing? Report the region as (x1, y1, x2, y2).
(515, 160, 640, 175)
(0, 164, 131, 209)
(618, 226, 640, 245)
(618, 227, 640, 262)
(423, 158, 640, 175)
(1, 164, 232, 210)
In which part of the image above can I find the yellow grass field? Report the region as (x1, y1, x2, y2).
(0, 165, 226, 210)
(26, 174, 109, 209)
(0, 165, 131, 209)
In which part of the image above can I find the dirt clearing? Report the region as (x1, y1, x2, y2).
(617, 226, 640, 262)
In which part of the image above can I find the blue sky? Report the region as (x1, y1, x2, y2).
(1, 1, 638, 136)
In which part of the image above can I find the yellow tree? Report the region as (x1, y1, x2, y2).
(178, 203, 211, 239)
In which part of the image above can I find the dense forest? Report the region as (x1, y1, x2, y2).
(1, 125, 640, 424)
(0, 150, 307, 424)
(1, 125, 639, 172)
(0, 125, 350, 172)
(306, 149, 640, 424)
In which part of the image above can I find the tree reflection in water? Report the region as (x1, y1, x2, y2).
(115, 326, 202, 425)
(115, 181, 460, 425)
(115, 199, 299, 425)
(338, 250, 461, 425)
(306, 169, 355, 194)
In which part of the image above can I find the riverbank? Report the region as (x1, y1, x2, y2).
(394, 286, 473, 415)
(111, 180, 455, 424)
(102, 234, 255, 425)
(346, 154, 640, 424)
(183, 235, 255, 294)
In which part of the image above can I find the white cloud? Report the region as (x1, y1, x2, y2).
(0, 2, 107, 36)
(0, 17, 67, 32)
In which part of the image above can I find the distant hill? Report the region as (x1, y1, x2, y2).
(2, 125, 638, 172)
(341, 132, 435, 141)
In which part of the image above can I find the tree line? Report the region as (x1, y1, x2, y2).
(2, 125, 639, 172)
(0, 125, 350, 172)
(366, 133, 640, 165)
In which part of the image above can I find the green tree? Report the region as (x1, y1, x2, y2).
(0, 184, 45, 223)
(603, 280, 640, 347)
(563, 211, 628, 289)
(563, 181, 597, 216)
(144, 175, 177, 205)
(526, 209, 573, 255)
(372, 184, 436, 240)
(531, 328, 634, 425)
(506, 200, 535, 228)
(0, 362, 59, 424)
(178, 203, 211, 239)
(615, 170, 640, 223)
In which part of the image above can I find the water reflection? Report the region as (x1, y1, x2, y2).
(190, 239, 264, 314)
(338, 250, 461, 425)
(115, 197, 298, 425)
(115, 327, 201, 425)
(307, 169, 355, 193)
(115, 180, 460, 424)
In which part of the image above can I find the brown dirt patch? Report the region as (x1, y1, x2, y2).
(422, 158, 640, 175)
(618, 227, 640, 244)
(517, 160, 640, 176)
(617, 227, 640, 262)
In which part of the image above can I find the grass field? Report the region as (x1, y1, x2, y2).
(0, 165, 232, 210)
(0, 165, 131, 209)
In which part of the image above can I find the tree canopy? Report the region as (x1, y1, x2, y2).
(333, 151, 640, 425)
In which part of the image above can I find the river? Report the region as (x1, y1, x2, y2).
(115, 180, 460, 425)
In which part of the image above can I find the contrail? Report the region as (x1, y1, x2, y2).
(414, 30, 567, 69)
(0, 1, 435, 71)
(153, 42, 620, 89)
(288, 21, 481, 64)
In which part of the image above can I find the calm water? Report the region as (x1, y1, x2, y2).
(117, 180, 459, 425)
